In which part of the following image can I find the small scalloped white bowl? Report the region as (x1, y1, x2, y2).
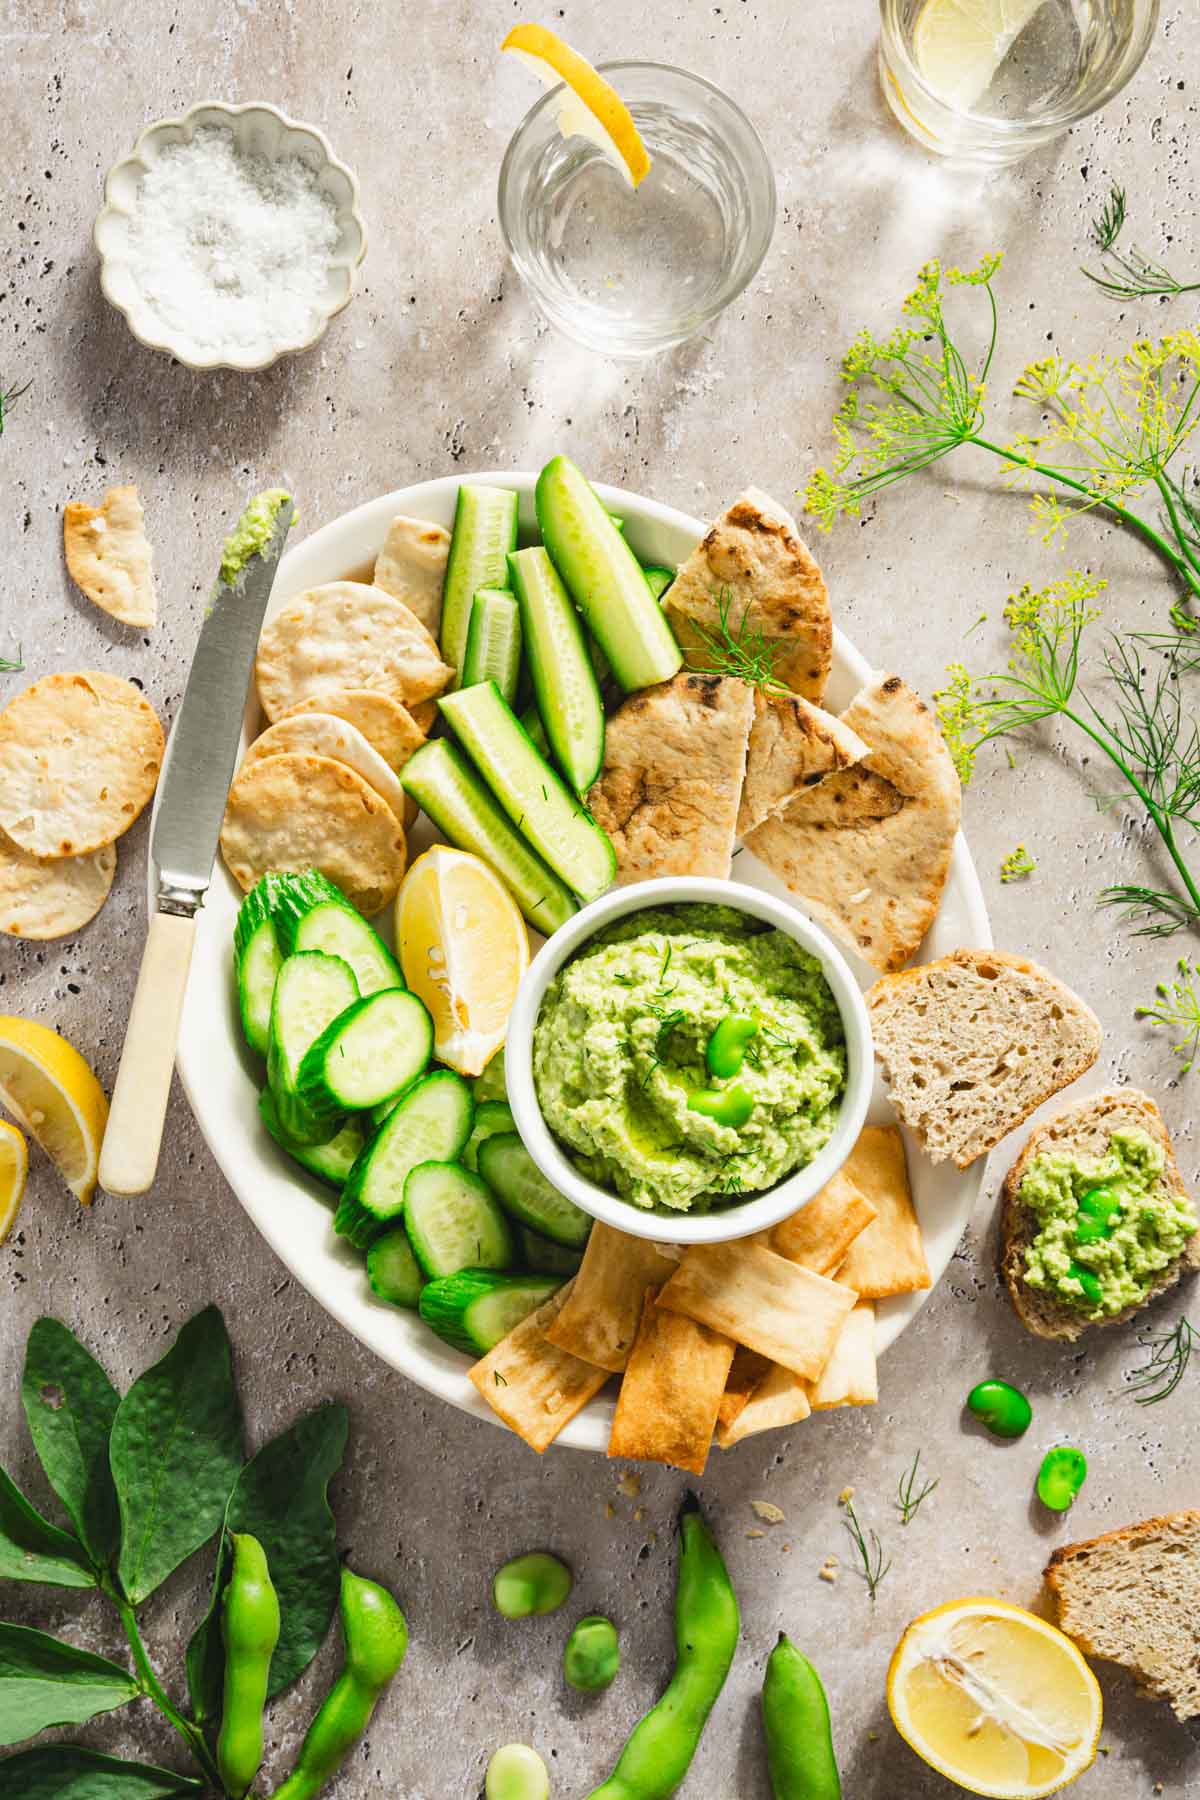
(505, 876, 874, 1246)
(94, 100, 367, 372)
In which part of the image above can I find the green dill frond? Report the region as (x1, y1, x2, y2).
(1136, 959, 1200, 1070)
(1125, 1314, 1198, 1404)
(682, 588, 787, 692)
(0, 378, 30, 435)
(1090, 184, 1127, 253)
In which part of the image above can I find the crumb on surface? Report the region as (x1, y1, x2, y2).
(617, 1472, 642, 1499)
(751, 1499, 785, 1523)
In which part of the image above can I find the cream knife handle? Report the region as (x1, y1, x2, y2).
(99, 910, 197, 1198)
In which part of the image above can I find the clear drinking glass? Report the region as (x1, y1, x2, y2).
(879, 0, 1159, 164)
(498, 62, 776, 357)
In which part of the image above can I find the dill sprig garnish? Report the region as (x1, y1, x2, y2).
(1126, 1315, 1199, 1405)
(682, 589, 788, 693)
(1082, 183, 1200, 303)
(935, 572, 1200, 938)
(0, 642, 23, 674)
(803, 255, 1200, 617)
(1136, 959, 1200, 1072)
(842, 1497, 890, 1601)
(0, 378, 30, 436)
(895, 1452, 938, 1525)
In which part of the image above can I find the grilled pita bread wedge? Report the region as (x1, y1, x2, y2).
(737, 692, 868, 834)
(63, 485, 158, 628)
(373, 515, 451, 635)
(746, 673, 961, 973)
(587, 673, 754, 882)
(665, 488, 832, 700)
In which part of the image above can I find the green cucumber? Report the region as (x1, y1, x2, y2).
(461, 588, 522, 705)
(297, 989, 433, 1120)
(642, 565, 675, 600)
(401, 738, 576, 936)
(508, 546, 605, 792)
(441, 484, 520, 684)
(418, 1270, 562, 1357)
(520, 1227, 587, 1277)
(536, 455, 682, 693)
(334, 1069, 473, 1248)
(438, 683, 616, 902)
(259, 1088, 365, 1191)
(472, 1045, 508, 1104)
(477, 1133, 593, 1248)
(462, 1098, 515, 1171)
(272, 877, 402, 996)
(520, 706, 552, 760)
(233, 877, 283, 1057)
(403, 1161, 516, 1279)
(266, 952, 359, 1145)
(366, 1227, 425, 1309)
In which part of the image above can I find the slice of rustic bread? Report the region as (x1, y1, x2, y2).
(1001, 1087, 1200, 1342)
(1045, 1510, 1200, 1722)
(866, 949, 1102, 1168)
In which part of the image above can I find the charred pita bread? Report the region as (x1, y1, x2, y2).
(63, 485, 158, 628)
(665, 488, 832, 701)
(746, 672, 961, 973)
(255, 582, 453, 721)
(373, 515, 451, 636)
(470, 1282, 610, 1453)
(607, 1287, 733, 1476)
(737, 692, 868, 835)
(0, 833, 116, 939)
(587, 673, 754, 883)
(281, 690, 426, 771)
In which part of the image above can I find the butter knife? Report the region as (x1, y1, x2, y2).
(99, 495, 295, 1197)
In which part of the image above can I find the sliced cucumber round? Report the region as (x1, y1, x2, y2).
(477, 1133, 593, 1248)
(462, 1099, 515, 1172)
(297, 989, 432, 1121)
(520, 1226, 587, 1277)
(266, 951, 359, 1146)
(418, 1270, 562, 1357)
(366, 1227, 425, 1309)
(403, 1161, 515, 1279)
(287, 898, 402, 997)
(234, 877, 283, 1058)
(259, 1087, 365, 1192)
(334, 1070, 474, 1248)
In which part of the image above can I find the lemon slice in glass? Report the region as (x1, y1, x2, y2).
(0, 1120, 28, 1245)
(0, 1017, 109, 1205)
(396, 845, 530, 1078)
(502, 23, 652, 187)
(888, 1597, 1102, 1798)
(913, 0, 1046, 113)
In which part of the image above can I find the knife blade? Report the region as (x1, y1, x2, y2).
(152, 496, 295, 914)
(99, 494, 294, 1198)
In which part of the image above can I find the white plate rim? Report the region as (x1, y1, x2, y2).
(170, 471, 993, 1452)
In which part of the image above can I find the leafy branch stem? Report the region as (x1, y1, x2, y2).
(111, 1585, 222, 1789)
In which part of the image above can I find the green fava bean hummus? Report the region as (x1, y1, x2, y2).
(1021, 1126, 1197, 1317)
(532, 905, 847, 1214)
(219, 488, 292, 584)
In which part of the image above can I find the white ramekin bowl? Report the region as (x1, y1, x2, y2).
(505, 876, 874, 1247)
(95, 100, 367, 372)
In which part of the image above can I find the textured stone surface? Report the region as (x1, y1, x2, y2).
(3, 2, 1199, 1794)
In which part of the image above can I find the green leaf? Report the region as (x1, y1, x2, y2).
(21, 1318, 121, 1571)
(0, 1623, 139, 1745)
(110, 1307, 243, 1606)
(0, 1467, 94, 1588)
(0, 1746, 203, 1798)
(185, 1402, 348, 1723)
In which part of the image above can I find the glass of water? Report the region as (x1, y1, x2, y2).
(879, 0, 1159, 164)
(498, 62, 776, 357)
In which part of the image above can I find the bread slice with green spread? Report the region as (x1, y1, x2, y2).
(865, 950, 1102, 1168)
(1001, 1087, 1199, 1342)
(1045, 1510, 1200, 1722)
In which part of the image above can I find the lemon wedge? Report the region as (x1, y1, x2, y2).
(913, 0, 1045, 113)
(0, 1017, 109, 1205)
(396, 846, 529, 1078)
(502, 22, 652, 187)
(0, 1120, 28, 1245)
(888, 1597, 1101, 1798)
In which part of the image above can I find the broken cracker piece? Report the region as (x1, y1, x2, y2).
(63, 485, 158, 628)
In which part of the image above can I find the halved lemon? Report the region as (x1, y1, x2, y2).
(912, 0, 1046, 113)
(396, 846, 529, 1078)
(502, 22, 652, 187)
(0, 1017, 109, 1205)
(888, 1597, 1101, 1798)
(0, 1120, 28, 1245)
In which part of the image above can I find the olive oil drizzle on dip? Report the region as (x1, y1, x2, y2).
(532, 904, 847, 1214)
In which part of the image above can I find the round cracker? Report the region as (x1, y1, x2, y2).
(0, 833, 116, 939)
(238, 714, 409, 822)
(0, 671, 164, 858)
(220, 751, 407, 916)
(255, 582, 453, 722)
(280, 689, 426, 770)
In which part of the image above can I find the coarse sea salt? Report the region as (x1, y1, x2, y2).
(124, 125, 340, 357)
